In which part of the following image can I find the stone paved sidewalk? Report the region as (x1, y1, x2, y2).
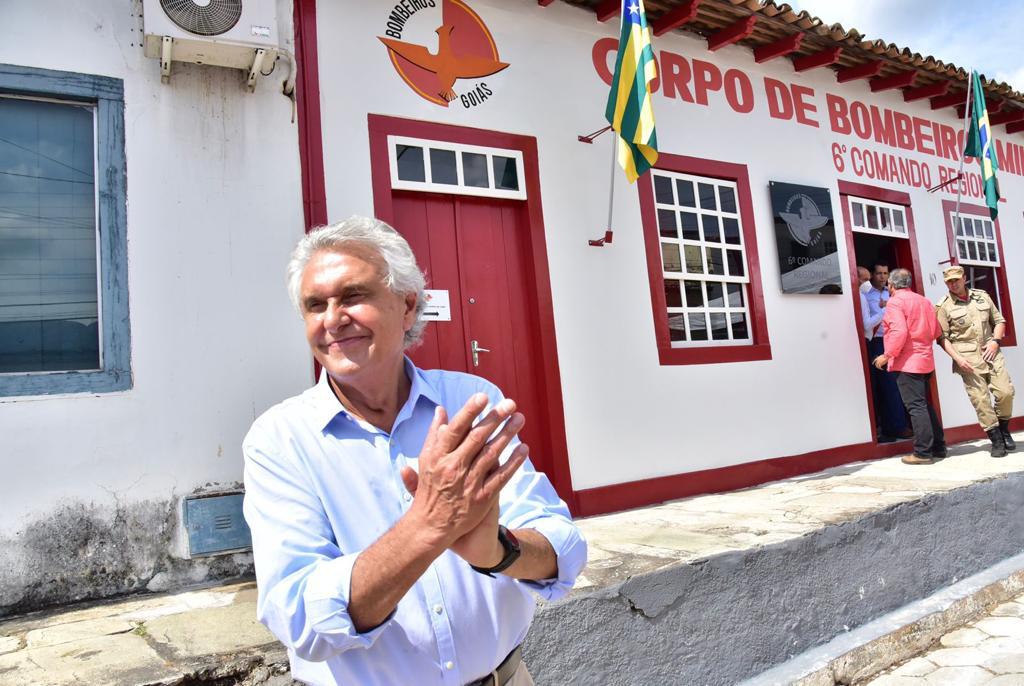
(866, 592, 1024, 685)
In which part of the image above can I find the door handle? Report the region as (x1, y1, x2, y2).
(471, 340, 490, 367)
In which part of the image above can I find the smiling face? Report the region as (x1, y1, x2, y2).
(299, 247, 417, 385)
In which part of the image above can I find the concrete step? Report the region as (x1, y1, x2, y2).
(525, 435, 1024, 685)
(747, 553, 1024, 685)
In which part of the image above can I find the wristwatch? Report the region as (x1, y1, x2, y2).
(470, 526, 521, 577)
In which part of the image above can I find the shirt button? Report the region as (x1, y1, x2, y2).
(403, 493, 411, 502)
(445, 661, 454, 670)
(433, 604, 443, 614)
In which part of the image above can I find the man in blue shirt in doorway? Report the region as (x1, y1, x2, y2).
(242, 216, 586, 686)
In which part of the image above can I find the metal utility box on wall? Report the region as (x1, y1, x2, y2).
(142, 0, 280, 88)
(183, 493, 252, 557)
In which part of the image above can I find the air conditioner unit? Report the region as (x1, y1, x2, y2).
(143, 0, 280, 90)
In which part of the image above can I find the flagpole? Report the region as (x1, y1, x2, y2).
(606, 135, 616, 232)
(952, 70, 974, 245)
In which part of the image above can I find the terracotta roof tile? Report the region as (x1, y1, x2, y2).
(558, 0, 1024, 119)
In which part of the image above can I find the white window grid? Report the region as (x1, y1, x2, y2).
(848, 196, 908, 238)
(387, 135, 526, 200)
(964, 265, 1003, 310)
(951, 211, 1000, 266)
(653, 170, 752, 347)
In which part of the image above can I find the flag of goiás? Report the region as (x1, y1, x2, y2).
(604, 0, 658, 183)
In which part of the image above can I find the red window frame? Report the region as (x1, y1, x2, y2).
(639, 153, 771, 365)
(940, 198, 1017, 347)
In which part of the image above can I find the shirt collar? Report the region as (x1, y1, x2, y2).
(308, 357, 443, 431)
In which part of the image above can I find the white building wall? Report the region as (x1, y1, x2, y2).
(317, 0, 1024, 491)
(0, 0, 310, 611)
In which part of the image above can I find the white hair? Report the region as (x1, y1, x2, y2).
(287, 216, 427, 347)
(889, 268, 913, 290)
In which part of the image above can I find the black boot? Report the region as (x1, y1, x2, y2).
(999, 419, 1016, 451)
(987, 427, 1007, 458)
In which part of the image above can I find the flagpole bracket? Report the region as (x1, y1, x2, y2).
(578, 124, 613, 144)
(589, 230, 614, 247)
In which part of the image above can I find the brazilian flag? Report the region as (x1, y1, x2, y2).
(963, 70, 1000, 219)
(605, 0, 658, 183)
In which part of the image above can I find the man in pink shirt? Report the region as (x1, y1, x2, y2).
(872, 268, 945, 465)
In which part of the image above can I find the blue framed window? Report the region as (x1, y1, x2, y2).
(0, 65, 130, 396)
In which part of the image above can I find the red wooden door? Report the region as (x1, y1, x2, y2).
(393, 192, 551, 476)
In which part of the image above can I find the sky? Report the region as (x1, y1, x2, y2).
(785, 0, 1024, 93)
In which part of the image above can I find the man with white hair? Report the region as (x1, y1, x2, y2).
(242, 217, 586, 686)
(872, 268, 945, 465)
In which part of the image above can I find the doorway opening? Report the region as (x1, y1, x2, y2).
(839, 182, 942, 452)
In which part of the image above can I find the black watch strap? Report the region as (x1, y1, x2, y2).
(470, 526, 521, 577)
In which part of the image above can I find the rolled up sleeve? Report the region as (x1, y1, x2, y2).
(243, 427, 392, 662)
(499, 462, 587, 601)
(472, 382, 588, 601)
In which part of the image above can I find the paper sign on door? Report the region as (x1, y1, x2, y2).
(422, 290, 451, 322)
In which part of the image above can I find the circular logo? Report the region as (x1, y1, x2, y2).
(779, 193, 829, 247)
(378, 0, 509, 109)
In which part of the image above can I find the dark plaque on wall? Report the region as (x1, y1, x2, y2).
(769, 181, 843, 294)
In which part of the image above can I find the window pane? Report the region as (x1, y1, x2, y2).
(492, 155, 519, 190)
(395, 144, 425, 182)
(968, 242, 978, 260)
(684, 245, 703, 274)
(664, 279, 682, 307)
(680, 212, 700, 241)
(684, 280, 703, 307)
(668, 314, 687, 341)
(893, 209, 905, 231)
(963, 219, 975, 237)
(676, 179, 695, 207)
(706, 247, 724, 275)
(731, 313, 749, 340)
(718, 186, 737, 214)
(698, 182, 716, 210)
(726, 250, 745, 277)
(654, 175, 674, 204)
(701, 213, 720, 242)
(866, 206, 879, 229)
(707, 282, 724, 307)
(727, 283, 744, 307)
(429, 148, 457, 184)
(879, 207, 891, 231)
(722, 217, 740, 245)
(852, 202, 864, 227)
(958, 240, 968, 259)
(661, 243, 682, 272)
(956, 217, 966, 236)
(988, 242, 998, 261)
(689, 313, 708, 340)
(984, 221, 994, 239)
(462, 152, 488, 188)
(0, 97, 99, 373)
(658, 209, 678, 238)
(710, 313, 729, 340)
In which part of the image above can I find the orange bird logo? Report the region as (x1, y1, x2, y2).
(379, 0, 509, 107)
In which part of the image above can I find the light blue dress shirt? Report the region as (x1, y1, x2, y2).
(242, 360, 587, 686)
(864, 286, 889, 338)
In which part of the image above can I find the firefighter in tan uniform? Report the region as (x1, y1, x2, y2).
(936, 265, 1016, 457)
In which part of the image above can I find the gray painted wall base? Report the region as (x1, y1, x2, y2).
(524, 473, 1024, 686)
(0, 498, 253, 618)
(748, 552, 1024, 685)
